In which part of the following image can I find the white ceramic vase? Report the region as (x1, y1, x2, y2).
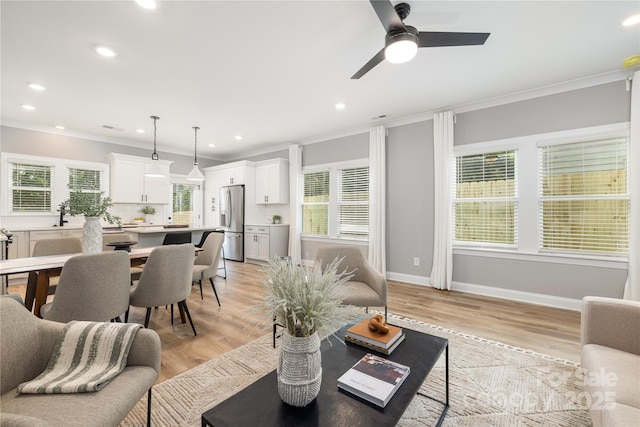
(277, 330, 322, 407)
(82, 216, 103, 254)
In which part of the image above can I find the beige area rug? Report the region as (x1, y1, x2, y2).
(120, 314, 591, 426)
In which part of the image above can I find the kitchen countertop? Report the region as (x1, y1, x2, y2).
(6, 224, 218, 233)
(125, 226, 224, 234)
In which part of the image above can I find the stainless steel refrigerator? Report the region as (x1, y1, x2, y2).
(219, 185, 244, 261)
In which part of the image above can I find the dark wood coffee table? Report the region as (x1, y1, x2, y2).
(201, 322, 449, 427)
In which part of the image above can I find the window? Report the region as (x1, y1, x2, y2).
(172, 183, 196, 226)
(301, 161, 369, 239)
(302, 171, 330, 236)
(453, 150, 517, 246)
(539, 137, 629, 255)
(338, 167, 369, 237)
(68, 167, 103, 207)
(10, 162, 54, 212)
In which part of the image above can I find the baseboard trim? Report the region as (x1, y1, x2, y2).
(386, 271, 582, 311)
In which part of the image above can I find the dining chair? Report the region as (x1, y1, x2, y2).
(162, 232, 192, 245)
(129, 244, 197, 336)
(40, 251, 131, 322)
(25, 237, 83, 310)
(192, 232, 225, 306)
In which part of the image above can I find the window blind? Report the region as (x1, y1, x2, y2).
(10, 162, 54, 212)
(68, 167, 101, 191)
(173, 183, 195, 225)
(453, 150, 517, 245)
(538, 137, 629, 254)
(302, 171, 330, 236)
(338, 167, 369, 237)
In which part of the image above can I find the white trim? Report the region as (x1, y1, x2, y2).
(300, 235, 368, 246)
(385, 271, 582, 311)
(451, 281, 582, 312)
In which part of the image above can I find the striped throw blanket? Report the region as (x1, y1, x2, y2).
(18, 321, 142, 394)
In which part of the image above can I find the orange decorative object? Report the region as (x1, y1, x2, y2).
(367, 314, 390, 334)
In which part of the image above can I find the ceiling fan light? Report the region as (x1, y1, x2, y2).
(385, 34, 418, 64)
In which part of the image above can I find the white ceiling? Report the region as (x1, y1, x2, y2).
(1, 1, 638, 161)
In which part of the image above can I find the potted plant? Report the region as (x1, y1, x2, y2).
(60, 190, 121, 254)
(254, 257, 356, 407)
(272, 215, 281, 224)
(140, 206, 156, 223)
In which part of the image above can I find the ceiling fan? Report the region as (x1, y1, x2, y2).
(352, 0, 490, 79)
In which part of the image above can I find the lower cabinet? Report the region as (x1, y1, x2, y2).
(244, 225, 289, 264)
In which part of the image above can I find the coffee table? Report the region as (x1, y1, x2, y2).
(201, 322, 449, 427)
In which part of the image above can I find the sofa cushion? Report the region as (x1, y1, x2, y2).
(601, 403, 640, 427)
(1, 366, 157, 427)
(342, 281, 383, 307)
(582, 343, 640, 426)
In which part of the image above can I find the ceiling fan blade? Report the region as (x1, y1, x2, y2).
(417, 31, 490, 47)
(351, 48, 386, 79)
(370, 0, 406, 33)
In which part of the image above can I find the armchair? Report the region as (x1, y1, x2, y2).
(0, 298, 161, 426)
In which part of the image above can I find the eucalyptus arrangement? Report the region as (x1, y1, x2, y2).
(60, 190, 121, 225)
(257, 256, 356, 338)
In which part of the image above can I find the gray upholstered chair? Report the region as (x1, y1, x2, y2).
(0, 298, 160, 427)
(192, 232, 225, 306)
(129, 244, 197, 336)
(25, 238, 83, 309)
(581, 296, 640, 426)
(315, 245, 387, 318)
(103, 233, 143, 281)
(40, 251, 131, 322)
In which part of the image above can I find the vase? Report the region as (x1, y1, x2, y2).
(82, 216, 103, 254)
(277, 330, 322, 407)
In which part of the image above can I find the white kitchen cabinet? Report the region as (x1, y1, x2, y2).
(204, 169, 221, 227)
(203, 161, 259, 226)
(255, 159, 289, 204)
(6, 231, 28, 260)
(244, 224, 289, 264)
(107, 153, 172, 204)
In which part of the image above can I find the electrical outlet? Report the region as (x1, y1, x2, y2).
(413, 257, 420, 266)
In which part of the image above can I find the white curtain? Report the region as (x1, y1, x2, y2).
(430, 111, 454, 290)
(288, 144, 303, 261)
(624, 70, 639, 301)
(368, 125, 386, 275)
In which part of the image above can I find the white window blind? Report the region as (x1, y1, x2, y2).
(338, 166, 369, 237)
(173, 183, 195, 226)
(453, 150, 517, 246)
(538, 137, 629, 255)
(10, 162, 54, 212)
(68, 167, 103, 207)
(302, 171, 330, 236)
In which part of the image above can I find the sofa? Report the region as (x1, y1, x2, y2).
(581, 296, 640, 426)
(0, 298, 161, 426)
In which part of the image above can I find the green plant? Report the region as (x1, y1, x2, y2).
(254, 257, 357, 337)
(140, 206, 156, 215)
(272, 215, 281, 221)
(60, 191, 121, 225)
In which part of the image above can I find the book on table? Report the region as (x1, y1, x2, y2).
(345, 333, 406, 355)
(337, 353, 410, 407)
(344, 319, 403, 349)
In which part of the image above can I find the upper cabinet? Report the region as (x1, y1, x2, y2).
(255, 159, 289, 204)
(107, 153, 172, 204)
(203, 161, 258, 226)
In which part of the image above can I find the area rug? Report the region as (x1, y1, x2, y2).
(120, 314, 591, 426)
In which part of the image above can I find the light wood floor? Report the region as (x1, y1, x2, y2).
(8, 260, 582, 383)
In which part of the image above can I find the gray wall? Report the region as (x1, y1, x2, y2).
(0, 126, 222, 173)
(297, 80, 630, 302)
(244, 148, 289, 163)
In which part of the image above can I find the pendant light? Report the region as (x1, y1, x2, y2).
(145, 115, 165, 178)
(187, 126, 205, 181)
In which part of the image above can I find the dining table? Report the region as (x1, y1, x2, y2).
(0, 246, 194, 318)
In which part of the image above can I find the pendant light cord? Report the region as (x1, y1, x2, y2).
(151, 115, 160, 160)
(193, 126, 200, 165)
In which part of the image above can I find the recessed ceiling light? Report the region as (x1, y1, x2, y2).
(21, 104, 36, 110)
(28, 83, 45, 91)
(209, 143, 216, 148)
(623, 13, 640, 26)
(95, 46, 117, 57)
(335, 103, 346, 110)
(135, 0, 157, 10)
(136, 129, 145, 133)
(235, 135, 243, 140)
(55, 125, 65, 130)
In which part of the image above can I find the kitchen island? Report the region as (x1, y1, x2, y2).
(124, 226, 224, 247)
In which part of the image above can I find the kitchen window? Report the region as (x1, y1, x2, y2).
(67, 167, 103, 207)
(9, 162, 54, 213)
(301, 159, 369, 240)
(171, 181, 202, 227)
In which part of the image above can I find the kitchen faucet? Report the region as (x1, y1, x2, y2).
(59, 205, 68, 227)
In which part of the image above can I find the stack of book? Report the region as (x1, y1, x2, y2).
(344, 319, 405, 355)
(337, 353, 411, 407)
